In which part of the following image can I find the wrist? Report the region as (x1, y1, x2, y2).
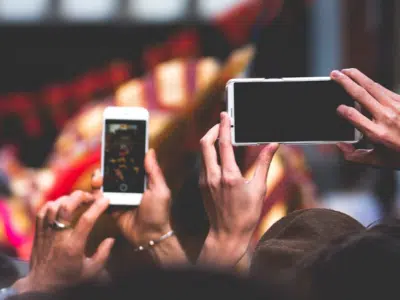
(11, 275, 36, 294)
(151, 234, 188, 267)
(199, 230, 251, 268)
(134, 224, 188, 267)
(139, 224, 173, 246)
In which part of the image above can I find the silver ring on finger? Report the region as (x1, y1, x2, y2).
(51, 220, 72, 230)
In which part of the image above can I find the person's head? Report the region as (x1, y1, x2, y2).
(250, 209, 364, 285)
(297, 219, 400, 300)
(12, 268, 291, 300)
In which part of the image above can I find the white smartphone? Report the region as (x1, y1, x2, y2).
(226, 77, 363, 146)
(101, 106, 149, 206)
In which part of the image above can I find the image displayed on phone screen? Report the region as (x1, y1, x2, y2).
(103, 120, 146, 193)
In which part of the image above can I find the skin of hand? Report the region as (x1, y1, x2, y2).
(92, 149, 188, 267)
(13, 191, 114, 293)
(332, 68, 400, 168)
(197, 112, 279, 268)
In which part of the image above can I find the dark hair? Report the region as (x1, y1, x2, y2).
(12, 268, 291, 300)
(297, 219, 400, 300)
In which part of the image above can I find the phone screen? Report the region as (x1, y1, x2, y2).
(233, 80, 357, 143)
(103, 120, 146, 194)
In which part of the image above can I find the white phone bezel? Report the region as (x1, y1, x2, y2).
(226, 77, 363, 146)
(101, 106, 149, 206)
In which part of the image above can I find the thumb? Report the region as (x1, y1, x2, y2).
(337, 142, 356, 155)
(88, 238, 115, 274)
(251, 143, 279, 190)
(91, 169, 103, 192)
(144, 149, 167, 190)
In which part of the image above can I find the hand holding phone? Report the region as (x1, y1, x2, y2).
(93, 151, 188, 265)
(197, 112, 279, 267)
(332, 69, 400, 169)
(101, 106, 149, 205)
(226, 77, 362, 145)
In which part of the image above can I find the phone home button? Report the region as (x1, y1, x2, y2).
(119, 184, 128, 192)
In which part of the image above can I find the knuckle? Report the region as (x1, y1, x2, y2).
(373, 126, 389, 142)
(365, 80, 378, 92)
(349, 68, 360, 75)
(159, 187, 171, 200)
(79, 214, 94, 227)
(59, 202, 72, 216)
(47, 202, 58, 214)
(347, 68, 359, 76)
(383, 109, 399, 127)
(55, 196, 69, 206)
(200, 137, 210, 148)
(392, 102, 400, 112)
(71, 190, 84, 199)
(36, 214, 44, 222)
(353, 87, 368, 100)
(219, 138, 230, 148)
(222, 172, 240, 187)
(207, 176, 220, 189)
(37, 203, 50, 219)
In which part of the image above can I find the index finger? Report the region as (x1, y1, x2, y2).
(341, 68, 400, 103)
(218, 112, 240, 173)
(251, 143, 280, 190)
(337, 105, 378, 139)
(72, 197, 109, 245)
(331, 70, 384, 118)
(342, 69, 393, 108)
(200, 124, 221, 176)
(58, 190, 94, 223)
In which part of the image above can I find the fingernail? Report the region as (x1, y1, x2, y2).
(220, 112, 225, 121)
(337, 105, 348, 115)
(331, 70, 342, 79)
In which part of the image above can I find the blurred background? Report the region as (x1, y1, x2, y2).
(0, 0, 399, 259)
